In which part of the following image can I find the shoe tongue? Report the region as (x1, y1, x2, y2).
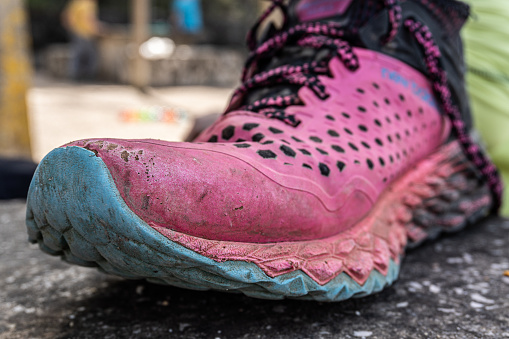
(288, 0, 354, 23)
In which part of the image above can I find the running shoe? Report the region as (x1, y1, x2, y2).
(26, 0, 502, 301)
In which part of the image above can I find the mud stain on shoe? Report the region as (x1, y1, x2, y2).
(198, 191, 208, 203)
(121, 151, 129, 162)
(142, 195, 150, 210)
(82, 145, 98, 156)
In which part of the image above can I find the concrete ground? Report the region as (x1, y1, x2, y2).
(1, 77, 509, 338)
(1, 201, 508, 339)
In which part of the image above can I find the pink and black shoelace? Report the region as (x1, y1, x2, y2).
(404, 18, 503, 208)
(227, 0, 503, 209)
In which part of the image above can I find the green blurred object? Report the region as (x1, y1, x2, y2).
(462, 0, 509, 216)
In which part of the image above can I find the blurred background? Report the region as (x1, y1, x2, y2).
(0, 0, 263, 199)
(30, 0, 260, 85)
(2, 0, 509, 210)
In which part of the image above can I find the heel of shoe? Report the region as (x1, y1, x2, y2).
(403, 141, 493, 247)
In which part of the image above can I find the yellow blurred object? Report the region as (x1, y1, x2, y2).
(504, 270, 509, 277)
(0, 0, 32, 159)
(462, 0, 509, 216)
(63, 0, 98, 39)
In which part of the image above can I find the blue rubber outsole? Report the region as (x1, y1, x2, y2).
(25, 146, 400, 301)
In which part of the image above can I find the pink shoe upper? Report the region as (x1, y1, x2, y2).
(68, 48, 449, 243)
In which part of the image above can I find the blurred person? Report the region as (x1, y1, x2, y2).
(25, 0, 504, 302)
(171, 0, 203, 34)
(61, 0, 100, 80)
(462, 0, 509, 216)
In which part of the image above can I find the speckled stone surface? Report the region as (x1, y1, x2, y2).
(1, 200, 508, 339)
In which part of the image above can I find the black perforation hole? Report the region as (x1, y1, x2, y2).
(372, 82, 380, 89)
(222, 126, 235, 140)
(367, 159, 374, 170)
(358, 125, 368, 132)
(344, 128, 353, 135)
(327, 129, 339, 137)
(299, 149, 311, 156)
(292, 136, 303, 142)
(379, 157, 385, 167)
(269, 127, 283, 134)
(349, 143, 358, 151)
(280, 145, 296, 158)
(310, 136, 323, 143)
(384, 98, 390, 105)
(361, 142, 371, 149)
(357, 88, 365, 94)
(375, 138, 383, 146)
(373, 101, 379, 108)
(316, 148, 328, 155)
(358, 106, 367, 113)
(252, 133, 264, 142)
(234, 143, 251, 148)
(374, 119, 382, 127)
(319, 163, 330, 177)
(331, 145, 345, 153)
(208, 135, 218, 143)
(342, 112, 351, 119)
(243, 123, 259, 131)
(399, 94, 405, 101)
(326, 115, 335, 121)
(303, 163, 312, 170)
(257, 150, 277, 159)
(337, 161, 346, 172)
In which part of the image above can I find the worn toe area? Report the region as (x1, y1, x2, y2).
(65, 139, 372, 243)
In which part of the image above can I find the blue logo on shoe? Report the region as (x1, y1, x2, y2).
(381, 68, 438, 109)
